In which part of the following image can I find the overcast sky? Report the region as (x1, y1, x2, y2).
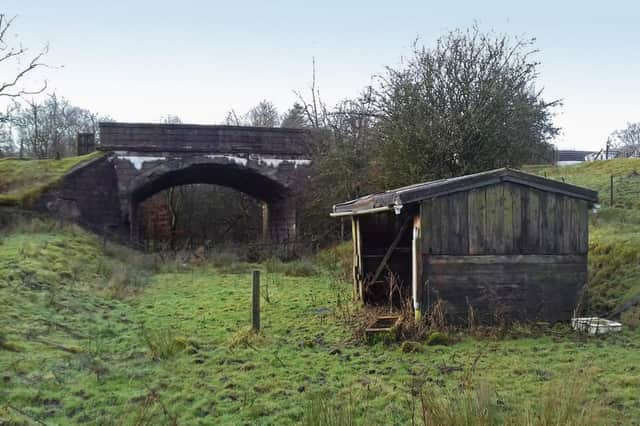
(2, 0, 639, 150)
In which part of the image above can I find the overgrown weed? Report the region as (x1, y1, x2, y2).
(227, 327, 265, 350)
(303, 391, 356, 426)
(139, 325, 190, 360)
(127, 386, 179, 426)
(305, 368, 607, 426)
(316, 242, 352, 283)
(265, 257, 318, 277)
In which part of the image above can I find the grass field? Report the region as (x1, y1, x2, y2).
(1, 159, 640, 424)
(1, 222, 640, 425)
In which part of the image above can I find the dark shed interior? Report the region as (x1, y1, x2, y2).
(357, 207, 416, 306)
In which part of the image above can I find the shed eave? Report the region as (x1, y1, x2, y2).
(330, 167, 599, 217)
(329, 205, 393, 217)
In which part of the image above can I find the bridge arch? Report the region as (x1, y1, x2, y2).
(126, 159, 295, 243)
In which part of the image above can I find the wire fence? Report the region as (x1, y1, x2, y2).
(609, 172, 640, 208)
(0, 206, 328, 259)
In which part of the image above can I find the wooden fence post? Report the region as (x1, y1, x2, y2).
(610, 175, 614, 206)
(252, 270, 260, 331)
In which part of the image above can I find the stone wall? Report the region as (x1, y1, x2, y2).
(36, 155, 125, 236)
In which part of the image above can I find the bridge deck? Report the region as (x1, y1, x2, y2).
(99, 122, 309, 156)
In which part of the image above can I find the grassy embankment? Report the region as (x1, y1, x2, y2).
(0, 152, 103, 207)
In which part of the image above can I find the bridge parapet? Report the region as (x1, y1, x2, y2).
(99, 122, 310, 156)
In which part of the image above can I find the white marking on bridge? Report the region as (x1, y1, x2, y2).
(206, 154, 249, 166)
(257, 158, 312, 168)
(117, 154, 167, 170)
(114, 152, 311, 170)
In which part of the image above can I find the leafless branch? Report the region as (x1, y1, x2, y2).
(0, 14, 49, 98)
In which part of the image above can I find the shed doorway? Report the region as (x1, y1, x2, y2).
(355, 207, 417, 309)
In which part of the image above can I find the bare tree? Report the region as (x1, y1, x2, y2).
(0, 14, 48, 107)
(247, 100, 280, 127)
(294, 58, 330, 129)
(223, 109, 243, 126)
(223, 101, 281, 127)
(10, 94, 108, 158)
(611, 122, 640, 156)
(160, 114, 182, 124)
(0, 117, 13, 156)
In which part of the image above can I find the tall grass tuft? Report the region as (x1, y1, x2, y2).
(414, 383, 497, 426)
(316, 242, 352, 283)
(227, 327, 264, 350)
(518, 375, 605, 426)
(303, 372, 608, 426)
(303, 392, 355, 426)
(265, 257, 318, 277)
(139, 326, 189, 360)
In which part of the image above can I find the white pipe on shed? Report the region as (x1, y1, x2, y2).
(329, 206, 393, 217)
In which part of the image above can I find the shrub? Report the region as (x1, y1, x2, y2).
(218, 262, 252, 275)
(282, 259, 318, 277)
(103, 243, 156, 272)
(401, 341, 422, 353)
(425, 332, 449, 346)
(104, 262, 150, 299)
(209, 249, 241, 269)
(316, 242, 352, 283)
(264, 257, 286, 274)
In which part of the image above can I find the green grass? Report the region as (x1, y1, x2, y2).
(0, 151, 104, 206)
(2, 159, 640, 424)
(523, 158, 640, 209)
(523, 159, 640, 317)
(1, 224, 640, 424)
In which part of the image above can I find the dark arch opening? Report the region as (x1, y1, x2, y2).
(130, 163, 288, 206)
(128, 163, 295, 248)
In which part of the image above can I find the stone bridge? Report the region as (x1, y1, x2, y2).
(39, 122, 311, 244)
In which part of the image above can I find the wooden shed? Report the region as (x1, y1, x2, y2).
(331, 168, 598, 324)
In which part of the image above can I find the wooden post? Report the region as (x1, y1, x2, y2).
(252, 270, 260, 331)
(610, 175, 614, 206)
(261, 203, 269, 242)
(412, 213, 422, 321)
(351, 217, 359, 301)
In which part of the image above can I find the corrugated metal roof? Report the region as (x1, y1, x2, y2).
(332, 168, 598, 216)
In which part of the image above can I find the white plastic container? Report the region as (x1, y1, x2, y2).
(572, 317, 622, 335)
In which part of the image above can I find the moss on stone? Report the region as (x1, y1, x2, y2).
(0, 151, 104, 207)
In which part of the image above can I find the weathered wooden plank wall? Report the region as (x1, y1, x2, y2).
(421, 182, 589, 256)
(424, 255, 587, 323)
(421, 181, 590, 323)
